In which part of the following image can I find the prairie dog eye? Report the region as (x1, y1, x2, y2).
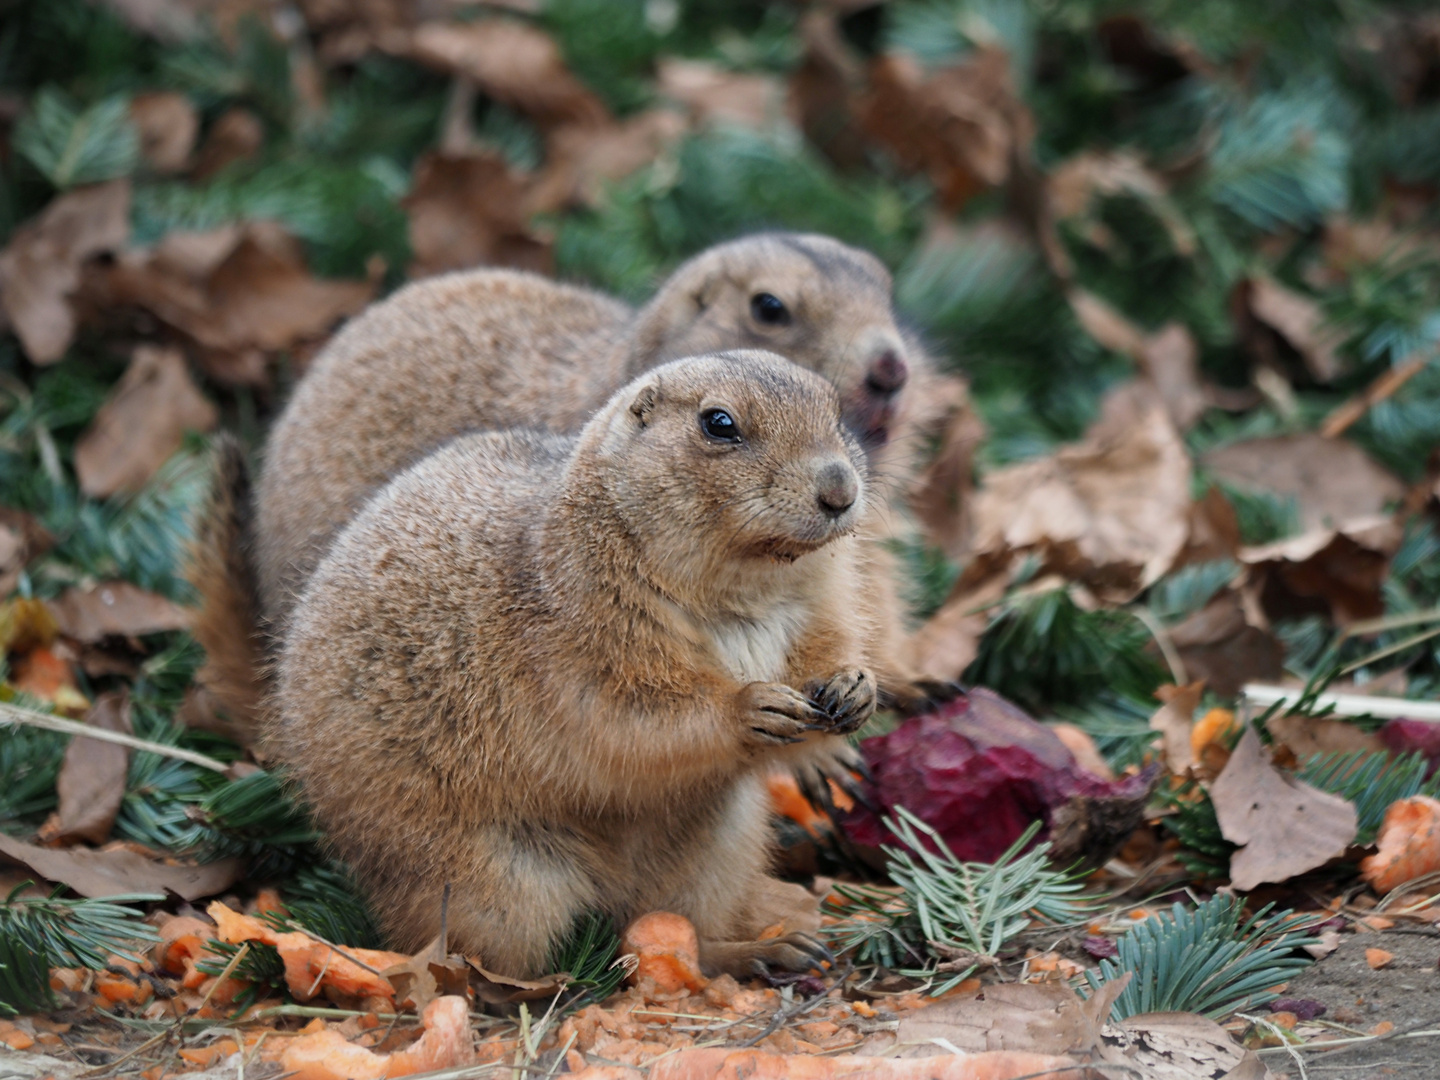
(700, 409, 742, 443)
(749, 293, 790, 326)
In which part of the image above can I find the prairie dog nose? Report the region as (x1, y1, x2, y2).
(864, 349, 909, 396)
(816, 459, 860, 517)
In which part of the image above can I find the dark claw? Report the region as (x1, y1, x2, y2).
(836, 771, 876, 812)
(790, 933, 834, 967)
(753, 728, 804, 745)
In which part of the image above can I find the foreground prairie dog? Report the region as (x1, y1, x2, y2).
(270, 352, 877, 976)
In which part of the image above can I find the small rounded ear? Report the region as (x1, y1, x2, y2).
(629, 384, 659, 427)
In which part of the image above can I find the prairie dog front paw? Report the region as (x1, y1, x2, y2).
(805, 668, 877, 734)
(734, 682, 827, 748)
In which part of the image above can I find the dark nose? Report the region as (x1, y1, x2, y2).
(864, 349, 909, 396)
(816, 460, 859, 518)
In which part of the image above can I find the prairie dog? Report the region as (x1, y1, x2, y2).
(254, 233, 933, 624)
(270, 352, 877, 976)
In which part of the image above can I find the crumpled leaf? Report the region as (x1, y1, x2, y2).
(1202, 433, 1404, 533)
(0, 510, 53, 598)
(789, 8, 868, 170)
(1149, 681, 1205, 775)
(860, 46, 1032, 211)
(466, 958, 571, 1008)
(190, 107, 264, 181)
(99, 222, 375, 386)
(405, 150, 552, 279)
(381, 935, 471, 1013)
(1240, 515, 1402, 625)
(1177, 486, 1242, 566)
(657, 59, 785, 130)
(894, 978, 1122, 1056)
(966, 394, 1192, 603)
(0, 180, 130, 363)
(1266, 711, 1384, 759)
(42, 690, 132, 845)
(73, 345, 217, 497)
(1068, 294, 1206, 431)
(1239, 277, 1345, 383)
(46, 580, 191, 642)
(405, 20, 609, 130)
(1101, 1011, 1271, 1080)
(840, 689, 1157, 867)
(1168, 591, 1283, 699)
(527, 111, 686, 214)
(0, 833, 244, 900)
(908, 375, 986, 560)
(1211, 727, 1358, 891)
(129, 91, 197, 173)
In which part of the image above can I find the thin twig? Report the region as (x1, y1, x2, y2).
(1320, 353, 1430, 438)
(1130, 606, 1187, 686)
(0, 701, 230, 772)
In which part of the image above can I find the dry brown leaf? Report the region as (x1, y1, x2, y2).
(859, 47, 1031, 211)
(99, 223, 375, 385)
(1211, 727, 1358, 890)
(1240, 515, 1403, 625)
(47, 580, 191, 642)
(382, 934, 471, 1013)
(73, 346, 217, 497)
(966, 395, 1192, 603)
(130, 91, 198, 173)
(190, 107, 264, 180)
(1149, 681, 1205, 775)
(1068, 293, 1205, 431)
(0, 832, 244, 900)
(465, 956, 569, 1008)
(527, 111, 686, 214)
(406, 20, 609, 130)
(894, 977, 1124, 1057)
(1266, 711, 1384, 759)
(43, 691, 132, 846)
(1105, 1011, 1271, 1080)
(1176, 486, 1242, 567)
(1241, 277, 1346, 383)
(1048, 150, 1168, 220)
(0, 508, 53, 597)
(1167, 591, 1283, 699)
(907, 375, 986, 559)
(406, 150, 551, 278)
(908, 566, 1007, 683)
(788, 9, 868, 170)
(657, 59, 785, 130)
(0, 180, 130, 364)
(1202, 433, 1405, 533)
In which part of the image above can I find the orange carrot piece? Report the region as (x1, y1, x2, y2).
(649, 1048, 1085, 1080)
(622, 912, 707, 994)
(280, 995, 475, 1080)
(1360, 795, 1440, 895)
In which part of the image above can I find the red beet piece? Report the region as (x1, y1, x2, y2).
(1082, 936, 1119, 959)
(839, 688, 1156, 864)
(1269, 998, 1326, 1020)
(1378, 718, 1440, 777)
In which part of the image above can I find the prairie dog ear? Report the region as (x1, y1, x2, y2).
(629, 383, 659, 427)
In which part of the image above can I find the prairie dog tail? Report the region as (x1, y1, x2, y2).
(188, 434, 268, 741)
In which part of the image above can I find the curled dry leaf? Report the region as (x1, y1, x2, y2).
(406, 20, 609, 130)
(0, 179, 130, 363)
(405, 150, 552, 279)
(907, 374, 986, 560)
(859, 46, 1032, 211)
(73, 346, 217, 497)
(44, 690, 132, 846)
(0, 832, 243, 900)
(1202, 433, 1405, 534)
(788, 8, 868, 170)
(189, 107, 264, 181)
(1101, 1011, 1271, 1080)
(1068, 293, 1206, 431)
(1210, 727, 1358, 891)
(1177, 486, 1242, 566)
(47, 580, 190, 642)
(381, 935, 470, 1013)
(966, 394, 1192, 604)
(528, 111, 686, 214)
(130, 91, 198, 173)
(0, 508, 53, 597)
(657, 59, 786, 130)
(1148, 681, 1205, 776)
(1240, 277, 1345, 383)
(1266, 710, 1384, 759)
(1167, 590, 1283, 700)
(100, 223, 375, 386)
(892, 978, 1120, 1057)
(1360, 794, 1440, 895)
(1240, 515, 1403, 626)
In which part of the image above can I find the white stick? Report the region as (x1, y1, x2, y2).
(0, 701, 230, 772)
(1241, 684, 1440, 723)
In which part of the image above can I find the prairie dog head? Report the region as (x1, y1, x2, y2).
(627, 233, 915, 456)
(577, 350, 866, 601)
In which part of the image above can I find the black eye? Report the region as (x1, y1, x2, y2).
(700, 409, 742, 443)
(750, 292, 790, 326)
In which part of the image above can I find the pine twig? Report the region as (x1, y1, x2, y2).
(0, 702, 230, 772)
(1320, 353, 1431, 438)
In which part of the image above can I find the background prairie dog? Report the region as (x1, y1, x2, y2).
(271, 351, 877, 976)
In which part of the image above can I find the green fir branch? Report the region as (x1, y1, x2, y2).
(12, 87, 139, 189)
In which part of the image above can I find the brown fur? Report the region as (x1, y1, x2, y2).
(187, 435, 267, 736)
(269, 352, 877, 977)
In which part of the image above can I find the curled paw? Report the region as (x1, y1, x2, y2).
(735, 681, 827, 747)
(805, 668, 877, 734)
